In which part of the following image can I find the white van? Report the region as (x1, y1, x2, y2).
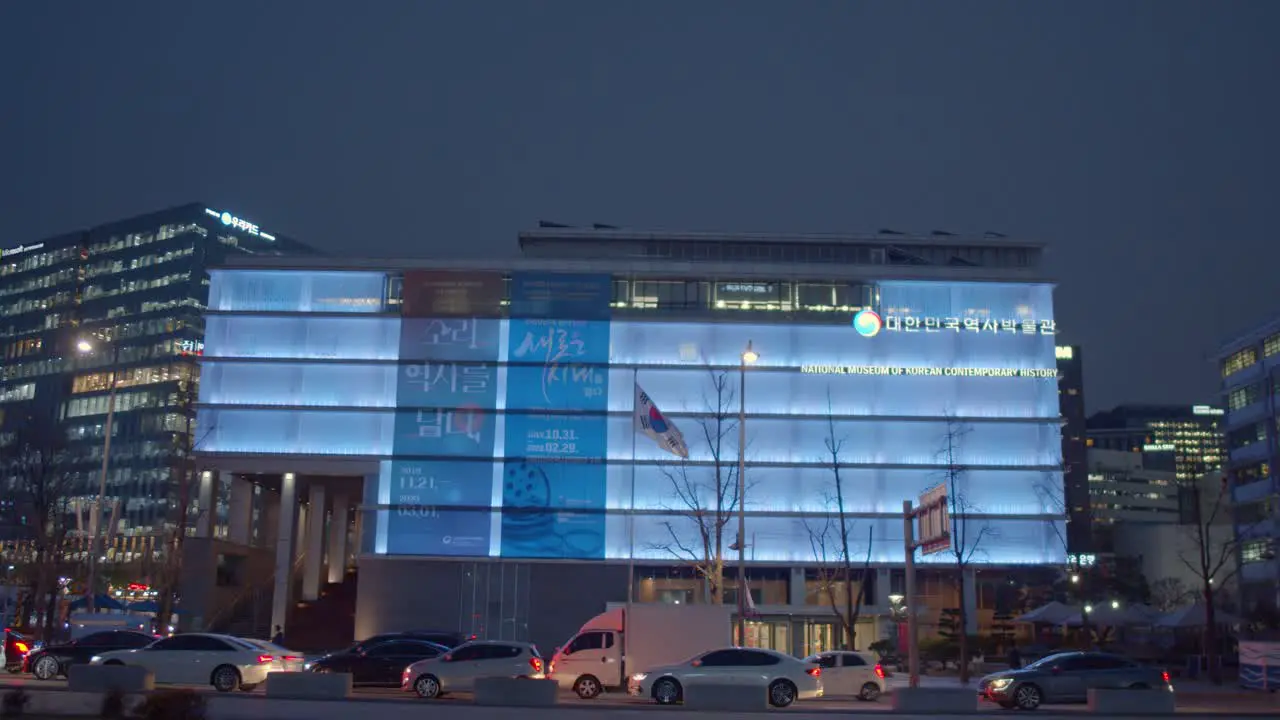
(550, 603, 732, 699)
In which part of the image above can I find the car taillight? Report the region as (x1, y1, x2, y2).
(283, 655, 302, 662)
(530, 657, 543, 674)
(14, 642, 28, 654)
(875, 664, 885, 680)
(257, 654, 273, 664)
(805, 667, 821, 677)
(1161, 671, 1171, 684)
(443, 654, 452, 662)
(549, 660, 556, 674)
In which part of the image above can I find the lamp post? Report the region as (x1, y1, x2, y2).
(77, 337, 119, 614)
(735, 340, 758, 645)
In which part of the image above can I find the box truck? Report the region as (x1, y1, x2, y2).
(550, 603, 733, 699)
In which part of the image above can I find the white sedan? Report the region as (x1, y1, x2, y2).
(243, 639, 306, 673)
(91, 633, 274, 692)
(804, 651, 887, 700)
(403, 640, 545, 699)
(630, 647, 823, 708)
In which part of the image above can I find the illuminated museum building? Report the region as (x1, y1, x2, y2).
(191, 228, 1065, 652)
(0, 203, 317, 548)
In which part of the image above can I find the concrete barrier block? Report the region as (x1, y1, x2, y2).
(892, 687, 980, 713)
(472, 677, 559, 707)
(1088, 689, 1176, 714)
(67, 664, 155, 693)
(683, 683, 769, 710)
(265, 672, 353, 699)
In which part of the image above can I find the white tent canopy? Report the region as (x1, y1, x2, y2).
(1058, 603, 1160, 627)
(1015, 601, 1078, 625)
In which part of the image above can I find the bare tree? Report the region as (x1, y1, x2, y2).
(650, 368, 740, 604)
(937, 413, 992, 684)
(1032, 465, 1094, 647)
(1149, 577, 1192, 613)
(805, 390, 874, 648)
(1176, 472, 1244, 684)
(3, 402, 74, 639)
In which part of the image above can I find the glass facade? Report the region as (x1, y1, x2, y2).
(0, 203, 318, 548)
(198, 267, 1066, 567)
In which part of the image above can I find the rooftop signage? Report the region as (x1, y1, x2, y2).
(852, 309, 1057, 337)
(204, 208, 276, 241)
(0, 242, 46, 259)
(1192, 405, 1224, 416)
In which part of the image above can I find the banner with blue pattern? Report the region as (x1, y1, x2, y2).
(385, 460, 491, 556)
(502, 273, 612, 559)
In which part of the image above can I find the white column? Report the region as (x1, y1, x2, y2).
(327, 495, 349, 584)
(963, 569, 979, 635)
(196, 470, 214, 538)
(271, 473, 298, 635)
(227, 473, 252, 546)
(302, 484, 326, 601)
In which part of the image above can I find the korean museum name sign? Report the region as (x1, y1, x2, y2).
(800, 364, 1058, 379)
(852, 309, 1057, 337)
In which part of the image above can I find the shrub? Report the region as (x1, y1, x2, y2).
(134, 689, 206, 720)
(1, 689, 29, 717)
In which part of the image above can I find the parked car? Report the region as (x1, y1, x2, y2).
(241, 639, 306, 674)
(349, 631, 469, 655)
(310, 638, 448, 686)
(630, 647, 823, 708)
(805, 650, 886, 700)
(978, 651, 1173, 710)
(90, 633, 276, 692)
(403, 640, 545, 699)
(3, 629, 31, 673)
(24, 630, 156, 680)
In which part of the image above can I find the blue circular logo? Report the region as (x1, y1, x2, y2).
(853, 310, 883, 337)
(220, 212, 233, 225)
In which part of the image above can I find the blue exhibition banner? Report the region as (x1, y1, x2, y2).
(393, 408, 497, 458)
(509, 273, 613, 320)
(385, 460, 492, 556)
(399, 317, 501, 362)
(507, 319, 610, 410)
(396, 360, 498, 410)
(502, 272, 612, 560)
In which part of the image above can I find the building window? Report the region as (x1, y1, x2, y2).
(1222, 348, 1258, 378)
(1236, 461, 1271, 485)
(1228, 422, 1267, 450)
(1228, 383, 1262, 412)
(1241, 539, 1276, 564)
(1265, 334, 1280, 358)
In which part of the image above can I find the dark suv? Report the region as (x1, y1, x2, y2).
(350, 631, 469, 654)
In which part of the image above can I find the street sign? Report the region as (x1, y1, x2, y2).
(917, 484, 951, 555)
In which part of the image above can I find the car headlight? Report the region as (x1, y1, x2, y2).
(989, 678, 1013, 690)
(90, 656, 102, 664)
(304, 662, 312, 671)
(631, 673, 648, 682)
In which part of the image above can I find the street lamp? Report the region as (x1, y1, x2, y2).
(78, 336, 120, 614)
(888, 593, 905, 606)
(1084, 604, 1093, 614)
(735, 340, 757, 645)
(1070, 574, 1079, 584)
(1110, 600, 1120, 610)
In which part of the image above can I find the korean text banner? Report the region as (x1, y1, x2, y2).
(503, 272, 613, 559)
(385, 460, 491, 556)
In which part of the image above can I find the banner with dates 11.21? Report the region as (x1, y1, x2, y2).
(501, 273, 612, 560)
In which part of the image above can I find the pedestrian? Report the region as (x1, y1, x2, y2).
(1006, 643, 1023, 670)
(271, 625, 285, 646)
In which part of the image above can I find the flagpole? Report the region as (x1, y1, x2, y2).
(625, 367, 639, 679)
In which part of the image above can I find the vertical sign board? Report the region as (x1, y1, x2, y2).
(917, 484, 951, 555)
(502, 273, 613, 560)
(389, 271, 505, 556)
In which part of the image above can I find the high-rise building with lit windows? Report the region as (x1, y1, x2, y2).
(188, 226, 1066, 652)
(1055, 344, 1090, 552)
(1086, 404, 1225, 484)
(1217, 320, 1280, 614)
(0, 203, 318, 549)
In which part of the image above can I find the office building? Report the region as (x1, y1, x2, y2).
(1087, 404, 1225, 484)
(1085, 446, 1177, 553)
(0, 204, 318, 554)
(1056, 344, 1090, 553)
(1217, 320, 1280, 614)
(191, 226, 1066, 654)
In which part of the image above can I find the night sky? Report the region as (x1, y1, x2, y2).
(3, 1, 1278, 412)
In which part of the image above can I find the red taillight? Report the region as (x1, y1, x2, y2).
(549, 660, 556, 674)
(283, 655, 302, 662)
(14, 642, 29, 654)
(529, 657, 543, 674)
(257, 654, 273, 664)
(806, 666, 821, 677)
(1161, 671, 1171, 684)
(875, 664, 885, 680)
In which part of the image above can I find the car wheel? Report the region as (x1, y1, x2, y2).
(768, 679, 798, 708)
(414, 674, 442, 699)
(211, 665, 241, 693)
(858, 681, 882, 701)
(574, 675, 602, 699)
(652, 677, 682, 705)
(1013, 683, 1043, 710)
(33, 656, 60, 681)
